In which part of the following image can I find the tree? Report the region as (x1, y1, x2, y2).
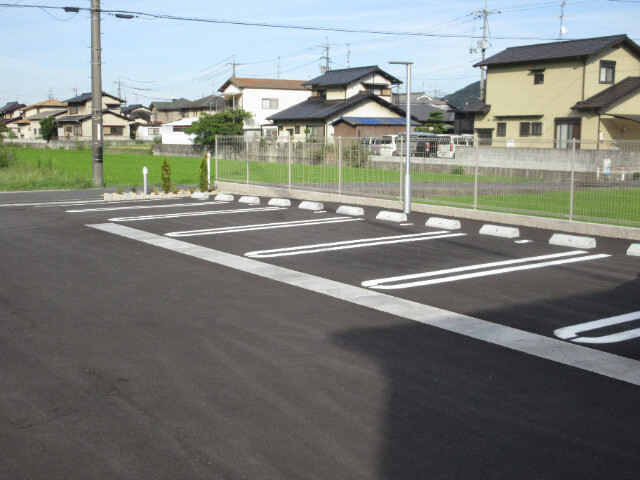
(0, 121, 6, 143)
(39, 116, 57, 142)
(418, 110, 448, 134)
(184, 109, 253, 149)
(198, 156, 208, 192)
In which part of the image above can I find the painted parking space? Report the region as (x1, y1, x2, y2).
(54, 195, 640, 359)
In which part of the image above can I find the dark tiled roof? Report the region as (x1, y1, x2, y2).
(267, 92, 407, 122)
(476, 34, 639, 67)
(0, 102, 26, 114)
(57, 110, 129, 123)
(331, 117, 420, 126)
(397, 104, 455, 123)
(27, 109, 68, 120)
(65, 92, 123, 103)
(182, 95, 226, 109)
(121, 104, 146, 113)
(304, 66, 401, 88)
(460, 101, 491, 113)
(150, 98, 192, 111)
(573, 76, 640, 110)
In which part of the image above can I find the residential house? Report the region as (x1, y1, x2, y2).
(121, 104, 152, 123)
(160, 118, 196, 145)
(472, 34, 640, 147)
(267, 66, 414, 139)
(1, 101, 26, 137)
(13, 99, 67, 139)
(56, 92, 130, 140)
(149, 98, 192, 124)
(180, 95, 227, 119)
(218, 78, 311, 136)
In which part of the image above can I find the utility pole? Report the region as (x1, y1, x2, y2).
(346, 43, 351, 68)
(231, 55, 242, 77)
(318, 38, 330, 72)
(91, 0, 103, 186)
(472, 1, 499, 100)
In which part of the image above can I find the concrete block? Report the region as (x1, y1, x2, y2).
(426, 217, 461, 230)
(549, 233, 596, 249)
(626, 243, 640, 256)
(337, 205, 364, 216)
(299, 201, 324, 211)
(191, 192, 209, 200)
(480, 224, 520, 238)
(239, 196, 260, 204)
(376, 211, 407, 223)
(215, 193, 234, 202)
(268, 198, 291, 207)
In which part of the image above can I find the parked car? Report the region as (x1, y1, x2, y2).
(393, 132, 441, 157)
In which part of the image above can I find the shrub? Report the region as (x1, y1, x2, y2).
(161, 157, 172, 193)
(0, 146, 15, 169)
(342, 143, 368, 168)
(198, 155, 208, 192)
(451, 166, 465, 175)
(633, 172, 640, 181)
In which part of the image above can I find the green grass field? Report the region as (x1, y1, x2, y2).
(4, 146, 639, 227)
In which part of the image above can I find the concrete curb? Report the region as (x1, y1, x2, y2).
(549, 233, 597, 249)
(214, 182, 640, 240)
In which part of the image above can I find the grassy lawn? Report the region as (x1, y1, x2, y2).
(421, 188, 640, 226)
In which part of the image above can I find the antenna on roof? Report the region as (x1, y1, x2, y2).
(558, 1, 567, 40)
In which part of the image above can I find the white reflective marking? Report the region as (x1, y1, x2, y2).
(362, 250, 588, 288)
(554, 312, 640, 344)
(67, 202, 223, 213)
(515, 240, 533, 244)
(0, 199, 105, 207)
(245, 232, 465, 258)
(366, 253, 610, 289)
(86, 222, 640, 387)
(166, 216, 363, 237)
(400, 223, 414, 226)
(109, 206, 284, 222)
(314, 210, 327, 214)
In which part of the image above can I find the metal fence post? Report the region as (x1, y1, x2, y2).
(399, 137, 404, 200)
(214, 135, 218, 183)
(569, 138, 576, 221)
(338, 137, 342, 196)
(246, 137, 249, 185)
(288, 138, 292, 190)
(473, 137, 480, 210)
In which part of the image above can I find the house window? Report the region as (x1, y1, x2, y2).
(69, 106, 79, 114)
(599, 61, 615, 84)
(73, 125, 81, 135)
(65, 126, 73, 134)
(262, 98, 279, 109)
(173, 126, 188, 132)
(531, 122, 543, 136)
(533, 73, 544, 85)
(149, 128, 160, 135)
(309, 126, 323, 136)
(476, 129, 493, 146)
(294, 126, 300, 134)
(555, 118, 581, 149)
(108, 126, 123, 135)
(519, 122, 531, 137)
(497, 122, 506, 137)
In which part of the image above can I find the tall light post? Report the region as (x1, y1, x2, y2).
(91, 0, 103, 187)
(389, 61, 412, 213)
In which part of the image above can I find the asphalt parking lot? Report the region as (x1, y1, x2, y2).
(1, 190, 639, 479)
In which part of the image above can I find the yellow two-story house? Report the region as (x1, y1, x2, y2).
(471, 34, 640, 148)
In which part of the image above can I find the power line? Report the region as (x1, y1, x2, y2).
(0, 3, 569, 41)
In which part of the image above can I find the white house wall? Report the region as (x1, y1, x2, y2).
(241, 88, 311, 131)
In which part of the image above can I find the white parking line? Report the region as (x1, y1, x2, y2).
(364, 252, 610, 289)
(166, 216, 363, 237)
(0, 199, 106, 207)
(109, 206, 284, 222)
(363, 250, 590, 288)
(554, 311, 640, 344)
(245, 231, 465, 258)
(87, 222, 640, 387)
(67, 201, 224, 213)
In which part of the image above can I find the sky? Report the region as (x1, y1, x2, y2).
(1, 0, 640, 108)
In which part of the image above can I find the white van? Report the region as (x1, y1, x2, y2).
(378, 135, 397, 156)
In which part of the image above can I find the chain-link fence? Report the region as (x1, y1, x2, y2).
(213, 135, 640, 228)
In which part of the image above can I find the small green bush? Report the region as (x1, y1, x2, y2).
(633, 172, 640, 181)
(161, 157, 172, 193)
(451, 166, 465, 175)
(198, 156, 208, 192)
(0, 146, 15, 169)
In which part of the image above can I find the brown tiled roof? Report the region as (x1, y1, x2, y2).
(573, 76, 640, 110)
(476, 34, 639, 67)
(23, 99, 67, 110)
(220, 78, 309, 91)
(460, 101, 491, 113)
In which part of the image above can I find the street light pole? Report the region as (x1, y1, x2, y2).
(389, 61, 412, 213)
(91, 0, 104, 187)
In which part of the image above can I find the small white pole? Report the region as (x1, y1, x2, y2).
(142, 166, 148, 194)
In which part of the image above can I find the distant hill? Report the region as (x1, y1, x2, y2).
(443, 81, 481, 109)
